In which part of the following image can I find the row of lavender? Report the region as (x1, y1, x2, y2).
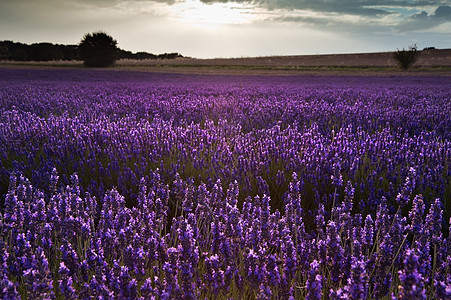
(1, 71, 450, 138)
(0, 69, 450, 298)
(1, 109, 449, 217)
(2, 171, 450, 298)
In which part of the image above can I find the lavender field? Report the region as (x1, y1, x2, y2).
(0, 68, 450, 299)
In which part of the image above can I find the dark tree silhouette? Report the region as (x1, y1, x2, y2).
(0, 46, 11, 60)
(79, 32, 118, 67)
(393, 45, 420, 70)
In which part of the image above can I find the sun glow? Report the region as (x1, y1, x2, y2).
(172, 0, 257, 28)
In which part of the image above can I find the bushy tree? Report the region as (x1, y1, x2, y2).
(0, 46, 11, 60)
(393, 45, 420, 70)
(78, 31, 118, 67)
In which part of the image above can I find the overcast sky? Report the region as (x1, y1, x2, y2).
(0, 0, 450, 58)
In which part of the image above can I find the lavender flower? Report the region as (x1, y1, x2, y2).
(264, 254, 281, 289)
(424, 198, 443, 246)
(363, 214, 374, 253)
(395, 167, 416, 207)
(315, 204, 326, 240)
(370, 233, 394, 298)
(281, 226, 297, 284)
(0, 273, 19, 299)
(375, 197, 390, 237)
(177, 218, 199, 299)
(305, 260, 322, 300)
(162, 247, 181, 300)
(140, 277, 155, 298)
(60, 243, 80, 279)
(344, 255, 368, 300)
(398, 249, 426, 299)
(257, 283, 272, 300)
(244, 248, 265, 291)
(408, 195, 425, 236)
(331, 160, 343, 188)
(203, 253, 225, 296)
(23, 247, 54, 300)
(58, 262, 76, 299)
(326, 221, 345, 287)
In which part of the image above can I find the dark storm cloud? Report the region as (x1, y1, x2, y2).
(399, 5, 451, 30)
(434, 5, 451, 20)
(199, 0, 449, 17)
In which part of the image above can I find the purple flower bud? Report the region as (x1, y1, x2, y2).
(264, 254, 280, 288)
(23, 247, 54, 299)
(162, 247, 181, 299)
(177, 219, 198, 299)
(345, 255, 368, 300)
(398, 249, 426, 299)
(244, 248, 264, 290)
(395, 167, 416, 207)
(326, 221, 344, 287)
(363, 214, 374, 251)
(424, 198, 443, 246)
(58, 262, 76, 299)
(204, 254, 225, 296)
(305, 260, 322, 300)
(408, 195, 425, 236)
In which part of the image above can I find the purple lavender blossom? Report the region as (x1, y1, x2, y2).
(203, 253, 225, 296)
(140, 277, 155, 298)
(315, 204, 326, 240)
(331, 160, 343, 188)
(424, 198, 443, 246)
(370, 233, 394, 298)
(362, 215, 374, 253)
(280, 226, 296, 298)
(395, 167, 416, 207)
(177, 218, 199, 299)
(58, 262, 76, 299)
(398, 249, 426, 299)
(344, 255, 368, 300)
(60, 243, 80, 279)
(326, 221, 345, 287)
(260, 254, 280, 297)
(23, 247, 54, 299)
(244, 248, 265, 291)
(409, 195, 425, 236)
(0, 273, 19, 299)
(162, 247, 181, 300)
(305, 260, 322, 300)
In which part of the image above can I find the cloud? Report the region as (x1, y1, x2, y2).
(199, 0, 442, 15)
(1, 0, 449, 57)
(72, 0, 183, 7)
(399, 5, 451, 31)
(208, 0, 451, 34)
(197, 0, 451, 29)
(434, 5, 451, 20)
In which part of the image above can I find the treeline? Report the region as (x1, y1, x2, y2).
(118, 50, 183, 60)
(0, 40, 183, 61)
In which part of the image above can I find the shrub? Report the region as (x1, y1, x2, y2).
(78, 31, 118, 67)
(393, 45, 420, 70)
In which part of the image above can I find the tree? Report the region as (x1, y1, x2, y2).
(78, 31, 118, 67)
(0, 46, 11, 60)
(393, 45, 420, 70)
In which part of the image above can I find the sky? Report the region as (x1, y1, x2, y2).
(0, 0, 450, 58)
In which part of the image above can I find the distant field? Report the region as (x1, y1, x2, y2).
(119, 48, 451, 68)
(1, 49, 450, 75)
